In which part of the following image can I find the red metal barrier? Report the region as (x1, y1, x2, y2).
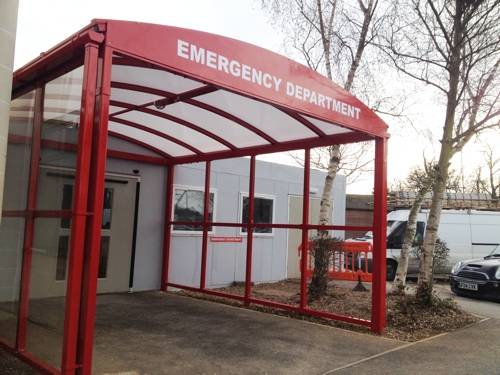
(299, 240, 373, 282)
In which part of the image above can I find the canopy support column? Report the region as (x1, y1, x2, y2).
(371, 137, 387, 334)
(61, 42, 100, 375)
(161, 165, 175, 291)
(300, 148, 310, 310)
(200, 161, 211, 289)
(244, 156, 256, 306)
(76, 45, 112, 375)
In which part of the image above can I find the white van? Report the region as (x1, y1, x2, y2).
(383, 209, 500, 279)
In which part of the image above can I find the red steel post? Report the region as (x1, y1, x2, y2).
(371, 137, 388, 333)
(200, 161, 211, 289)
(244, 156, 256, 305)
(300, 149, 310, 310)
(161, 164, 175, 291)
(16, 85, 44, 351)
(61, 43, 99, 375)
(76, 46, 112, 375)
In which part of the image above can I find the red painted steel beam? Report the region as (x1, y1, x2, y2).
(161, 165, 175, 291)
(371, 137, 388, 334)
(300, 149, 310, 309)
(169, 221, 372, 231)
(244, 156, 256, 305)
(110, 81, 278, 145)
(61, 43, 99, 375)
(109, 116, 202, 155)
(16, 85, 43, 351)
(76, 46, 113, 375)
(108, 130, 173, 159)
(109, 100, 237, 150)
(110, 84, 217, 117)
(171, 131, 373, 165)
(8, 133, 169, 165)
(200, 161, 211, 290)
(165, 284, 371, 328)
(167, 282, 245, 301)
(0, 338, 60, 375)
(12, 21, 105, 99)
(1, 210, 28, 217)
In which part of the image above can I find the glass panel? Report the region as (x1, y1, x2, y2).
(0, 218, 25, 346)
(37, 67, 83, 210)
(241, 197, 274, 234)
(59, 184, 113, 230)
(116, 109, 228, 153)
(27, 218, 71, 367)
(111, 64, 203, 94)
(302, 114, 352, 135)
(3, 91, 35, 211)
(153, 101, 267, 149)
(0, 91, 35, 346)
(197, 90, 317, 142)
(173, 188, 214, 231)
(108, 121, 194, 157)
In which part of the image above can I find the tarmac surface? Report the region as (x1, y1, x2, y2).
(0, 290, 499, 374)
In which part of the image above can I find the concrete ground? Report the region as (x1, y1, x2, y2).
(1, 290, 499, 374)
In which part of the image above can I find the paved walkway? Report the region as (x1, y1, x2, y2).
(1, 291, 499, 374)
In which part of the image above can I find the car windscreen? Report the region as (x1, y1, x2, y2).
(486, 245, 500, 258)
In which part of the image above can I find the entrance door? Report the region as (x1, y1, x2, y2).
(287, 196, 323, 279)
(30, 167, 137, 298)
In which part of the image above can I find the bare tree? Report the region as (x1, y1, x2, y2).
(393, 162, 436, 292)
(478, 142, 500, 199)
(380, 0, 500, 304)
(261, 0, 387, 299)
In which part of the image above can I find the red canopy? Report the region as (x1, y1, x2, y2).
(13, 19, 388, 164)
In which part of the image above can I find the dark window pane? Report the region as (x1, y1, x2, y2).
(60, 184, 73, 228)
(60, 185, 113, 229)
(98, 237, 110, 278)
(173, 189, 214, 231)
(388, 221, 407, 249)
(102, 188, 113, 230)
(241, 197, 273, 234)
(55, 236, 69, 281)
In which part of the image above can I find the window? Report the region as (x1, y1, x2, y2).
(173, 187, 215, 232)
(241, 195, 274, 234)
(55, 235, 110, 280)
(387, 221, 426, 249)
(60, 184, 114, 229)
(55, 236, 69, 281)
(98, 236, 110, 278)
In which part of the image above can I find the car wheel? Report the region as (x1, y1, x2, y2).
(386, 260, 397, 281)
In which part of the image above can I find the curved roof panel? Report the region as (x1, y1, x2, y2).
(12, 19, 388, 163)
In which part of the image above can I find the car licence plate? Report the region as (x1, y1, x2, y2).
(458, 282, 478, 291)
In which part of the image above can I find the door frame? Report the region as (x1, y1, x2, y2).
(38, 164, 141, 291)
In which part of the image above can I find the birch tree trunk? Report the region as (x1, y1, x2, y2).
(393, 192, 425, 292)
(309, 146, 340, 300)
(308, 0, 374, 300)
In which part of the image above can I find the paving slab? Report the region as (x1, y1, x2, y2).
(1, 292, 403, 374)
(91, 292, 401, 374)
(330, 318, 500, 375)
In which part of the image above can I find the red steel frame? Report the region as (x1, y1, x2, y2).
(1, 19, 389, 374)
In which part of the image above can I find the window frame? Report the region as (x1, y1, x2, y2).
(172, 184, 217, 235)
(239, 192, 276, 237)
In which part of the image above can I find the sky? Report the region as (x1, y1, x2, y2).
(13, 0, 499, 194)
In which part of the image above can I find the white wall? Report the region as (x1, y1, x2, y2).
(167, 158, 346, 289)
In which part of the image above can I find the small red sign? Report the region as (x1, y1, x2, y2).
(210, 236, 243, 243)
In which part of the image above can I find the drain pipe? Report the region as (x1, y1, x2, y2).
(0, 0, 19, 221)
